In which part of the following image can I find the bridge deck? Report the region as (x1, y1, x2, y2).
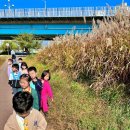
(0, 5, 129, 39)
(0, 6, 129, 18)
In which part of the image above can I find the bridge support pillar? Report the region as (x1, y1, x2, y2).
(83, 17, 86, 24)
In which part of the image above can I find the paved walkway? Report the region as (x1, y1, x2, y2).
(0, 61, 13, 130)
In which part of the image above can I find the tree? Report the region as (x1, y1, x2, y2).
(0, 40, 18, 52)
(13, 34, 42, 51)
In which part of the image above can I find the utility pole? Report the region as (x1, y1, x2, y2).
(42, 0, 47, 9)
(122, 0, 124, 6)
(44, 0, 47, 9)
(43, 0, 47, 16)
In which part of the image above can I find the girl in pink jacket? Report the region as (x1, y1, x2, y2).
(41, 70, 53, 116)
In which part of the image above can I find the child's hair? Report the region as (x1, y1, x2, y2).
(41, 70, 50, 80)
(8, 58, 13, 63)
(13, 91, 33, 114)
(20, 74, 31, 82)
(28, 66, 37, 72)
(18, 58, 23, 61)
(21, 62, 28, 69)
(12, 64, 19, 70)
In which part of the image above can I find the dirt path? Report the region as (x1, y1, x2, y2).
(0, 61, 13, 130)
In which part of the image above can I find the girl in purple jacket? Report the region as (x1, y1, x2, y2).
(7, 58, 13, 78)
(41, 70, 53, 116)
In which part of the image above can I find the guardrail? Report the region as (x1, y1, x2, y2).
(0, 6, 129, 18)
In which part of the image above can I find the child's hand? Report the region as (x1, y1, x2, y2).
(51, 98, 54, 102)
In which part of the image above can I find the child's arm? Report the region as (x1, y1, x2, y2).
(8, 73, 13, 86)
(9, 73, 13, 80)
(7, 67, 10, 77)
(46, 82, 53, 100)
(4, 115, 14, 130)
(8, 80, 12, 86)
(37, 111, 47, 130)
(4, 123, 14, 130)
(32, 89, 40, 110)
(36, 79, 43, 91)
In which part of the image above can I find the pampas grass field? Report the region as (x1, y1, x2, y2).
(37, 8, 130, 92)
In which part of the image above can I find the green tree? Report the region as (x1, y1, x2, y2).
(14, 34, 41, 51)
(0, 40, 18, 52)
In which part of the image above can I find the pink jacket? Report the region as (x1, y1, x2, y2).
(41, 80, 53, 112)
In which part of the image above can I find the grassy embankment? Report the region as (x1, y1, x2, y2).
(25, 55, 130, 130)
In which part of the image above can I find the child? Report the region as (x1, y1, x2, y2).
(8, 64, 21, 95)
(41, 70, 53, 116)
(21, 62, 28, 74)
(19, 74, 39, 110)
(11, 50, 16, 63)
(4, 91, 47, 130)
(28, 66, 42, 109)
(18, 58, 23, 71)
(7, 58, 13, 78)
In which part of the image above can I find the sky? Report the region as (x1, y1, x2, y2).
(0, 0, 130, 9)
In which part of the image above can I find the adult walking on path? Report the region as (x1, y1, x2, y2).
(11, 50, 16, 63)
(0, 61, 13, 130)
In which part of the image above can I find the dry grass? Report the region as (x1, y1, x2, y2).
(37, 8, 130, 92)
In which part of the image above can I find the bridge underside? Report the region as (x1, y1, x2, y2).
(0, 16, 108, 40)
(0, 34, 56, 40)
(0, 16, 105, 24)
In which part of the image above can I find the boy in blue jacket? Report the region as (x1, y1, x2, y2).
(8, 64, 21, 94)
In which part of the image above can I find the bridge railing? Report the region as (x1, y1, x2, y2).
(0, 6, 129, 18)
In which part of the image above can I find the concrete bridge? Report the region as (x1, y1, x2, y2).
(0, 5, 129, 39)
